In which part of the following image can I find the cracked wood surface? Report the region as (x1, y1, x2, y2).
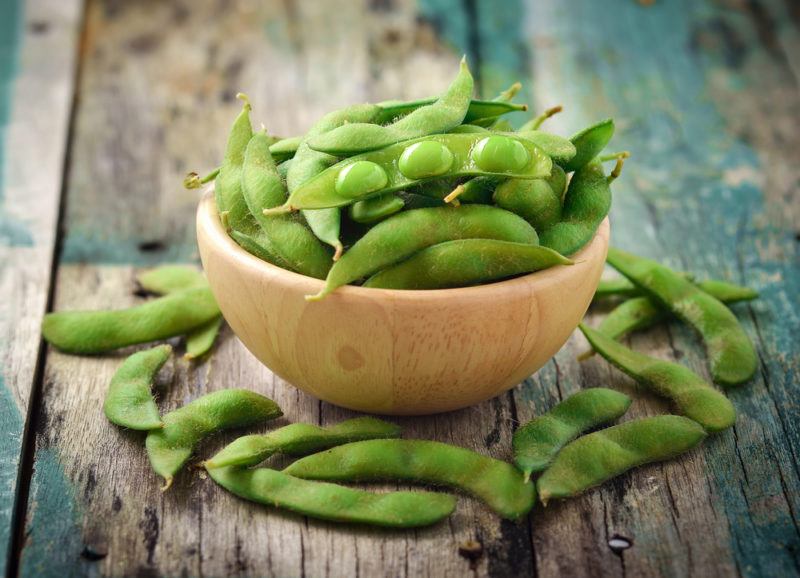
(2, 0, 798, 576)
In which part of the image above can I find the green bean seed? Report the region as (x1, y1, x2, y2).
(275, 133, 551, 212)
(537, 416, 707, 503)
(561, 118, 615, 172)
(135, 266, 223, 360)
(512, 388, 631, 480)
(348, 193, 405, 224)
(363, 240, 571, 290)
(539, 158, 622, 256)
(205, 417, 401, 469)
(208, 466, 456, 528)
(215, 94, 253, 231)
(288, 104, 385, 259)
(146, 389, 282, 489)
(493, 178, 563, 232)
(242, 131, 332, 278)
(104, 344, 172, 431)
(308, 58, 473, 155)
(42, 286, 221, 354)
(309, 205, 540, 300)
(284, 439, 535, 519)
(606, 248, 757, 386)
(398, 140, 454, 179)
(579, 324, 736, 432)
(268, 135, 302, 163)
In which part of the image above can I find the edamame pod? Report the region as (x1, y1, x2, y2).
(42, 286, 221, 354)
(592, 274, 758, 301)
(288, 104, 385, 259)
(268, 135, 302, 163)
(146, 389, 282, 489)
(104, 345, 172, 430)
(205, 417, 401, 469)
(284, 439, 535, 519)
(579, 325, 736, 432)
(561, 118, 615, 172)
(242, 132, 332, 278)
(363, 240, 571, 290)
(448, 124, 490, 134)
(493, 178, 563, 232)
(348, 193, 405, 224)
(539, 159, 621, 256)
(215, 94, 253, 231)
(517, 131, 576, 165)
(276, 133, 552, 212)
(512, 388, 631, 481)
(185, 317, 224, 360)
(467, 81, 523, 128)
(376, 97, 526, 126)
(207, 466, 456, 528)
(230, 229, 294, 272)
(605, 248, 757, 386)
(308, 59, 473, 155)
(537, 416, 707, 503)
(309, 205, 540, 300)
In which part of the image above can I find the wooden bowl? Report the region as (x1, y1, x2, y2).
(197, 193, 609, 415)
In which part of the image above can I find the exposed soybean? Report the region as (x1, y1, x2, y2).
(398, 140, 454, 179)
(104, 345, 173, 431)
(348, 193, 405, 224)
(205, 417, 402, 469)
(309, 205, 540, 300)
(207, 466, 456, 528)
(363, 240, 571, 290)
(42, 286, 221, 354)
(284, 439, 536, 520)
(537, 416, 707, 503)
(146, 389, 282, 489)
(606, 248, 757, 386)
(512, 388, 631, 481)
(579, 324, 736, 432)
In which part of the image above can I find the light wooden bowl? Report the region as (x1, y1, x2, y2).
(197, 193, 609, 415)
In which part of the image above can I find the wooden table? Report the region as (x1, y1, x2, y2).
(2, 0, 798, 576)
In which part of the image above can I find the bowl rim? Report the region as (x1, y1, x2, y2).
(197, 191, 610, 302)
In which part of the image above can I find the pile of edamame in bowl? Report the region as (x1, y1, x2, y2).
(39, 58, 760, 528)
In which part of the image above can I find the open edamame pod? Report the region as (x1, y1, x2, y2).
(284, 439, 535, 520)
(273, 133, 552, 212)
(309, 205, 540, 300)
(512, 388, 631, 481)
(104, 345, 172, 431)
(537, 415, 707, 503)
(146, 389, 282, 489)
(207, 466, 456, 528)
(42, 286, 221, 354)
(205, 417, 401, 469)
(363, 240, 571, 290)
(307, 59, 473, 155)
(605, 248, 757, 386)
(561, 118, 615, 172)
(241, 131, 332, 279)
(580, 324, 736, 432)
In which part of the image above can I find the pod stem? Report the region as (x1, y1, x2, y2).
(608, 155, 627, 182)
(183, 167, 220, 189)
(160, 476, 174, 492)
(598, 151, 631, 163)
(236, 92, 252, 111)
(496, 81, 522, 102)
(444, 184, 466, 204)
(530, 105, 563, 130)
(333, 242, 344, 261)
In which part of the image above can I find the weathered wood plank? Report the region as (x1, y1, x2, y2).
(0, 0, 83, 574)
(515, 0, 800, 577)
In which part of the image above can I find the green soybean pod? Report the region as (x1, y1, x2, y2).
(284, 439, 535, 520)
(593, 277, 643, 300)
(517, 131, 577, 165)
(539, 158, 621, 256)
(268, 135, 302, 163)
(104, 344, 172, 431)
(204, 417, 402, 469)
(548, 164, 567, 200)
(448, 124, 490, 134)
(307, 58, 474, 155)
(396, 191, 446, 210)
(185, 317, 225, 360)
(537, 415, 707, 503)
(241, 132, 332, 278)
(348, 193, 405, 224)
(579, 324, 736, 432)
(468, 81, 524, 128)
(606, 248, 757, 386)
(42, 286, 221, 354)
(512, 388, 632, 481)
(288, 104, 385, 260)
(207, 466, 456, 528)
(493, 178, 563, 232)
(376, 97, 526, 126)
(215, 94, 253, 231)
(363, 240, 571, 290)
(146, 389, 282, 489)
(275, 133, 551, 212)
(309, 205, 540, 300)
(561, 118, 615, 172)
(230, 229, 294, 272)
